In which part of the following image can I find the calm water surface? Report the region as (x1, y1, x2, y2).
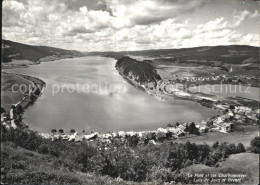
(189, 85, 259, 101)
(6, 56, 218, 133)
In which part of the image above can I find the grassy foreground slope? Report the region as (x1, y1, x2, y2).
(180, 153, 259, 184)
(1, 124, 259, 184)
(1, 142, 133, 185)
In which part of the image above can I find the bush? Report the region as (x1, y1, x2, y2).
(38, 143, 60, 157)
(38, 145, 49, 154)
(212, 141, 219, 149)
(236, 143, 246, 153)
(74, 146, 97, 172)
(148, 166, 174, 183)
(1, 107, 6, 114)
(127, 135, 139, 147)
(1, 126, 43, 151)
(250, 136, 260, 153)
(2, 171, 82, 184)
(167, 123, 173, 127)
(2, 123, 253, 183)
(58, 129, 64, 134)
(203, 156, 215, 166)
(185, 122, 200, 135)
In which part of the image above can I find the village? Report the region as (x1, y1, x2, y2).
(1, 68, 259, 148)
(169, 72, 259, 86)
(1, 99, 259, 146)
(1, 70, 259, 147)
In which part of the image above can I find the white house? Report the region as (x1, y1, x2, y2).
(216, 122, 234, 133)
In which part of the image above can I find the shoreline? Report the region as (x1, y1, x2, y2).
(1, 56, 258, 144)
(1, 72, 46, 127)
(1, 55, 85, 69)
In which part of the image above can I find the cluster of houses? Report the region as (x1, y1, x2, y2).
(170, 74, 259, 84)
(199, 105, 259, 133)
(38, 124, 188, 143)
(1, 104, 259, 144)
(42, 104, 260, 142)
(171, 75, 211, 82)
(233, 106, 259, 122)
(41, 105, 260, 142)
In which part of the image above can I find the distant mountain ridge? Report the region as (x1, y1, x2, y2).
(87, 45, 259, 65)
(2, 40, 84, 63)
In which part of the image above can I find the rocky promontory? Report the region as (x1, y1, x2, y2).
(115, 56, 161, 85)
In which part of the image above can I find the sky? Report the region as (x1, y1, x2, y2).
(2, 0, 260, 51)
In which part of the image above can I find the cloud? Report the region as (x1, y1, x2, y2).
(249, 10, 259, 18)
(66, 27, 96, 36)
(232, 10, 251, 27)
(64, 0, 112, 13)
(2, 0, 26, 27)
(2, 0, 259, 51)
(231, 9, 259, 28)
(197, 17, 229, 33)
(107, 0, 207, 26)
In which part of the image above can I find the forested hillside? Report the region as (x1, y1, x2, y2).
(2, 40, 83, 63)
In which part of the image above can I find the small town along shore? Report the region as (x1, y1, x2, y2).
(1, 65, 259, 144)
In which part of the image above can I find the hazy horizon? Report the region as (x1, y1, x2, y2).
(4, 38, 259, 53)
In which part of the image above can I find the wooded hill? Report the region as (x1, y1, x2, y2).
(2, 40, 84, 63)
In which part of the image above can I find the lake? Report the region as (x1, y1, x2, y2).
(189, 84, 259, 101)
(5, 56, 218, 133)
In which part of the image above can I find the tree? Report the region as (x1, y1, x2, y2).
(212, 141, 219, 150)
(197, 144, 211, 162)
(127, 135, 139, 147)
(168, 149, 183, 171)
(34, 88, 41, 96)
(206, 120, 213, 127)
(167, 123, 173, 128)
(51, 129, 57, 134)
(184, 159, 193, 168)
(58, 129, 64, 134)
(229, 105, 235, 110)
(1, 107, 6, 114)
(223, 109, 229, 114)
(227, 143, 237, 154)
(70, 129, 76, 134)
(236, 143, 246, 153)
(250, 136, 260, 153)
(203, 156, 215, 166)
(184, 141, 198, 160)
(16, 105, 24, 115)
(212, 149, 222, 161)
(185, 122, 200, 135)
(175, 122, 180, 127)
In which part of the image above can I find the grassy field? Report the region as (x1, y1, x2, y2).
(175, 126, 259, 147)
(1, 73, 32, 111)
(181, 153, 259, 184)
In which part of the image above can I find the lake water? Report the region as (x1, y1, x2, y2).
(189, 84, 259, 101)
(5, 56, 218, 133)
